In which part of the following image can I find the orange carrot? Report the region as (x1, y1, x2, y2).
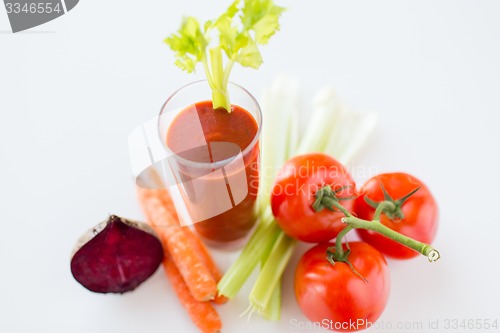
(163, 254, 222, 333)
(149, 187, 228, 304)
(137, 187, 218, 302)
(184, 228, 229, 305)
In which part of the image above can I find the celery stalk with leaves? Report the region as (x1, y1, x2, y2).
(165, 0, 285, 111)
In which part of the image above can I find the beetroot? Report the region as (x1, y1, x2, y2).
(71, 215, 164, 293)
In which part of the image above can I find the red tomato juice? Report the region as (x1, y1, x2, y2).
(166, 101, 259, 243)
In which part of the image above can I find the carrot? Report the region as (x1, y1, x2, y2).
(137, 187, 218, 302)
(163, 253, 222, 333)
(148, 187, 228, 304)
(184, 228, 229, 305)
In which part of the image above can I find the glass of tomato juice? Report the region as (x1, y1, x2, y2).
(158, 80, 261, 249)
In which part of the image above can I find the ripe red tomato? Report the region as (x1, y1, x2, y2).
(295, 242, 390, 332)
(270, 153, 356, 243)
(354, 173, 438, 259)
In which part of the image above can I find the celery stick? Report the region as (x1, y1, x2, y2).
(302, 87, 378, 164)
(247, 76, 300, 317)
(249, 230, 296, 312)
(297, 87, 342, 154)
(325, 108, 378, 163)
(209, 47, 231, 110)
(217, 219, 280, 298)
(261, 279, 281, 321)
(257, 76, 300, 215)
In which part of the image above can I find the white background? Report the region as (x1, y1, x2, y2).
(1, 1, 500, 332)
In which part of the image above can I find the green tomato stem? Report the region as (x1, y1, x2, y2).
(372, 200, 396, 221)
(320, 196, 352, 217)
(328, 199, 440, 262)
(334, 225, 354, 258)
(344, 215, 439, 261)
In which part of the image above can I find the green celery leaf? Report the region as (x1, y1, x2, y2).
(224, 0, 241, 18)
(174, 57, 197, 73)
(241, 0, 285, 38)
(236, 40, 263, 68)
(215, 16, 239, 58)
(253, 14, 281, 44)
(164, 16, 207, 73)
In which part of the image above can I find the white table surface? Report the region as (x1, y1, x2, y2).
(1, 1, 500, 332)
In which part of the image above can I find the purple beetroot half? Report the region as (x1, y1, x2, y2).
(71, 215, 164, 294)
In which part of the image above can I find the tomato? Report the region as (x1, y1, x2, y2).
(270, 153, 356, 243)
(295, 242, 390, 332)
(354, 173, 438, 259)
